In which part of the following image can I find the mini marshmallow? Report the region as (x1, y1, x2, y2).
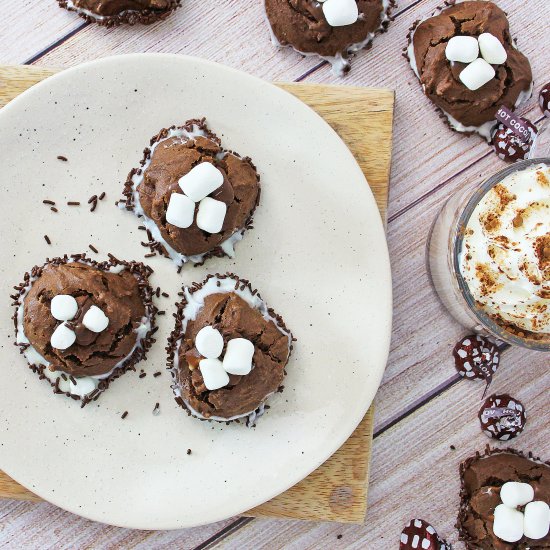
(222, 338, 254, 375)
(322, 0, 359, 27)
(178, 162, 223, 202)
(195, 326, 224, 359)
(478, 33, 507, 65)
(196, 197, 227, 234)
(199, 358, 229, 390)
(500, 481, 534, 508)
(459, 58, 495, 91)
(69, 376, 98, 398)
(493, 504, 524, 543)
(50, 294, 78, 321)
(166, 193, 195, 229)
(524, 501, 550, 540)
(50, 323, 76, 350)
(82, 305, 109, 333)
(445, 36, 479, 63)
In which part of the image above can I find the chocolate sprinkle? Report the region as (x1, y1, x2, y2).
(121, 411, 128, 419)
(42, 200, 56, 206)
(139, 372, 147, 379)
(99, 192, 106, 201)
(57, 155, 68, 162)
(67, 201, 80, 206)
(44, 235, 51, 245)
(88, 244, 98, 254)
(50, 207, 58, 213)
(153, 371, 162, 377)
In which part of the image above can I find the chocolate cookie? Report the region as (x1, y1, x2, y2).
(264, 0, 393, 76)
(457, 447, 550, 549)
(407, 1, 532, 140)
(11, 254, 157, 406)
(58, 0, 180, 26)
(167, 273, 294, 424)
(121, 119, 260, 268)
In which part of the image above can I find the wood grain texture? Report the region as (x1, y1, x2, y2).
(0, 64, 394, 525)
(0, 0, 548, 547)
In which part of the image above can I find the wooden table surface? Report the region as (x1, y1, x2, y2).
(0, 1, 548, 548)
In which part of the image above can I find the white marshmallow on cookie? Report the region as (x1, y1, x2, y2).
(178, 162, 224, 202)
(445, 36, 479, 63)
(50, 294, 78, 321)
(50, 323, 76, 350)
(195, 326, 224, 359)
(166, 193, 195, 229)
(493, 503, 525, 543)
(222, 338, 254, 375)
(478, 33, 507, 65)
(82, 305, 109, 333)
(459, 58, 495, 91)
(524, 501, 550, 540)
(500, 481, 534, 508)
(199, 358, 229, 390)
(322, 0, 359, 27)
(196, 197, 227, 234)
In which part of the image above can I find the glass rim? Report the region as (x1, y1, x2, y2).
(452, 157, 550, 351)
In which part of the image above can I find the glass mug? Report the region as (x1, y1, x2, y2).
(428, 158, 550, 351)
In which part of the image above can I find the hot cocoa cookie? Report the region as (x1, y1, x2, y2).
(11, 254, 157, 406)
(264, 0, 393, 76)
(58, 0, 180, 26)
(458, 448, 550, 549)
(167, 273, 294, 424)
(407, 1, 532, 140)
(121, 119, 260, 267)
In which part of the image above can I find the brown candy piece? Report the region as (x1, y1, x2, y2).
(478, 393, 526, 441)
(453, 335, 499, 383)
(400, 519, 450, 550)
(492, 119, 537, 162)
(540, 82, 550, 117)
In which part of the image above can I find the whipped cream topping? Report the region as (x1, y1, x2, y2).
(459, 162, 550, 335)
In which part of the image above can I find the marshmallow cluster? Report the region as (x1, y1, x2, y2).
(318, 0, 359, 27)
(195, 325, 255, 390)
(49, 295, 109, 350)
(166, 162, 227, 234)
(445, 33, 508, 91)
(493, 481, 550, 543)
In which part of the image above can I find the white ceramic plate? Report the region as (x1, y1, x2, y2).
(0, 54, 392, 529)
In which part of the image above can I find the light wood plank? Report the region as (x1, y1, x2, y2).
(218, 345, 549, 549)
(0, 0, 84, 65)
(0, 498, 238, 549)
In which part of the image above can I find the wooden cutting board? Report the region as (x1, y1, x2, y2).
(0, 64, 394, 524)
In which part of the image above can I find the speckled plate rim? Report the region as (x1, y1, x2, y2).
(0, 53, 392, 529)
